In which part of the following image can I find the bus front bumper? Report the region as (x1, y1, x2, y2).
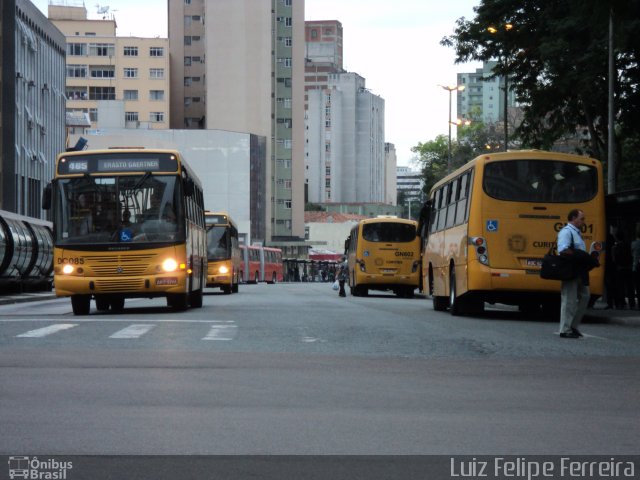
(54, 273, 189, 297)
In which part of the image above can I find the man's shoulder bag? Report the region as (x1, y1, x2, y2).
(540, 246, 575, 281)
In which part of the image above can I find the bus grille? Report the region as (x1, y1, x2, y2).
(96, 278, 145, 292)
(84, 254, 156, 276)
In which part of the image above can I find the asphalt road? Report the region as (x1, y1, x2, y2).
(0, 283, 638, 457)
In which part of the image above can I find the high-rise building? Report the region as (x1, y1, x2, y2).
(306, 72, 385, 204)
(1, 0, 66, 218)
(457, 60, 516, 125)
(168, 0, 306, 247)
(48, 2, 170, 131)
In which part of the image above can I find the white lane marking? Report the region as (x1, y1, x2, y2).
(16, 324, 78, 338)
(109, 324, 156, 339)
(202, 324, 237, 341)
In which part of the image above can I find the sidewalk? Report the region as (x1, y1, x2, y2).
(0, 291, 57, 306)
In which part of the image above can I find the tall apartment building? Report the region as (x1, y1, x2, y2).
(306, 72, 386, 204)
(48, 2, 170, 131)
(168, 0, 306, 247)
(304, 20, 343, 107)
(457, 60, 516, 125)
(385, 143, 397, 206)
(1, 0, 66, 218)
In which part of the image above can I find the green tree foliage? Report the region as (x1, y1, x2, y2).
(440, 0, 640, 190)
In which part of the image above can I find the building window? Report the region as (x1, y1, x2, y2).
(89, 43, 115, 56)
(150, 47, 164, 57)
(192, 97, 201, 102)
(284, 180, 292, 189)
(90, 66, 115, 78)
(66, 87, 87, 100)
(123, 90, 138, 100)
(66, 65, 87, 78)
(149, 68, 164, 79)
(311, 29, 317, 39)
(67, 43, 86, 56)
(192, 56, 202, 63)
(124, 67, 138, 78)
(184, 97, 192, 107)
(89, 87, 115, 100)
(284, 140, 292, 150)
(285, 200, 292, 209)
(184, 77, 192, 86)
(150, 90, 164, 101)
(284, 36, 292, 46)
(123, 46, 138, 56)
(125, 112, 138, 122)
(285, 17, 292, 27)
(89, 108, 98, 122)
(184, 56, 192, 66)
(150, 112, 165, 123)
(184, 36, 192, 46)
(325, 178, 331, 188)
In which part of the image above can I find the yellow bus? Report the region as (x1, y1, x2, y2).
(345, 217, 421, 297)
(420, 150, 605, 316)
(205, 211, 241, 294)
(43, 148, 207, 315)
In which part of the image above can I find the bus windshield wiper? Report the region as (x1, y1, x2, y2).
(131, 172, 152, 192)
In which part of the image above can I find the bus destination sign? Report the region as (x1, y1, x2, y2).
(58, 154, 178, 175)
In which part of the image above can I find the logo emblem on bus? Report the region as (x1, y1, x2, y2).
(116, 266, 124, 274)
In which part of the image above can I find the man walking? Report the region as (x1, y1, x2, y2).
(557, 209, 590, 338)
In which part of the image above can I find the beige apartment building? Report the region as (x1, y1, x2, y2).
(48, 3, 170, 132)
(168, 0, 305, 249)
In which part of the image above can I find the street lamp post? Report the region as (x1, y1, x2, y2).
(488, 23, 513, 151)
(440, 84, 465, 170)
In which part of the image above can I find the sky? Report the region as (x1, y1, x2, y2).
(32, 0, 482, 167)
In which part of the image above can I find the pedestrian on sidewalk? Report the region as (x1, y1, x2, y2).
(557, 209, 599, 338)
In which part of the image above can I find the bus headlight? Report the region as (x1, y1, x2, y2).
(162, 259, 178, 272)
(62, 264, 74, 274)
(219, 265, 229, 274)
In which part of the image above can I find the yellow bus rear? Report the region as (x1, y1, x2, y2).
(422, 150, 605, 315)
(346, 217, 421, 297)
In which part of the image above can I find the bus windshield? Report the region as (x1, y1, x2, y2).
(483, 159, 598, 203)
(362, 222, 416, 242)
(53, 174, 185, 245)
(206, 226, 230, 260)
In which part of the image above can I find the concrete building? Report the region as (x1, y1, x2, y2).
(304, 211, 367, 255)
(457, 60, 516, 125)
(1, 0, 66, 218)
(305, 72, 386, 204)
(385, 143, 398, 206)
(48, 2, 170, 132)
(396, 166, 424, 217)
(168, 0, 306, 247)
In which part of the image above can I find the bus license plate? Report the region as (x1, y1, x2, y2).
(382, 269, 396, 274)
(526, 259, 542, 267)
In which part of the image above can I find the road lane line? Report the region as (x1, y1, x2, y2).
(202, 324, 237, 341)
(109, 324, 156, 339)
(16, 324, 78, 338)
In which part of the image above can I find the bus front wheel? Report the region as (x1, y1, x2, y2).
(71, 295, 91, 316)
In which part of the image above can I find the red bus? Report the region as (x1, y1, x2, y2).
(239, 245, 283, 283)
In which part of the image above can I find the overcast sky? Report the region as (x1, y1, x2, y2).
(32, 0, 481, 167)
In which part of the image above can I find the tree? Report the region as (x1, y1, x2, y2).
(411, 135, 449, 198)
(440, 0, 640, 188)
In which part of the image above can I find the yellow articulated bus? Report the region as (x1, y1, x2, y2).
(345, 217, 421, 297)
(205, 211, 241, 294)
(42, 148, 207, 315)
(420, 150, 605, 316)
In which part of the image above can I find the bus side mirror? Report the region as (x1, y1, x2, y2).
(42, 183, 52, 210)
(344, 236, 350, 254)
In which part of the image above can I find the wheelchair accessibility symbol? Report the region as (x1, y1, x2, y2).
(119, 228, 133, 242)
(486, 220, 499, 232)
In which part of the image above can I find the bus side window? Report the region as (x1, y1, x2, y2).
(445, 179, 458, 229)
(456, 173, 469, 226)
(430, 190, 440, 233)
(437, 184, 449, 231)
